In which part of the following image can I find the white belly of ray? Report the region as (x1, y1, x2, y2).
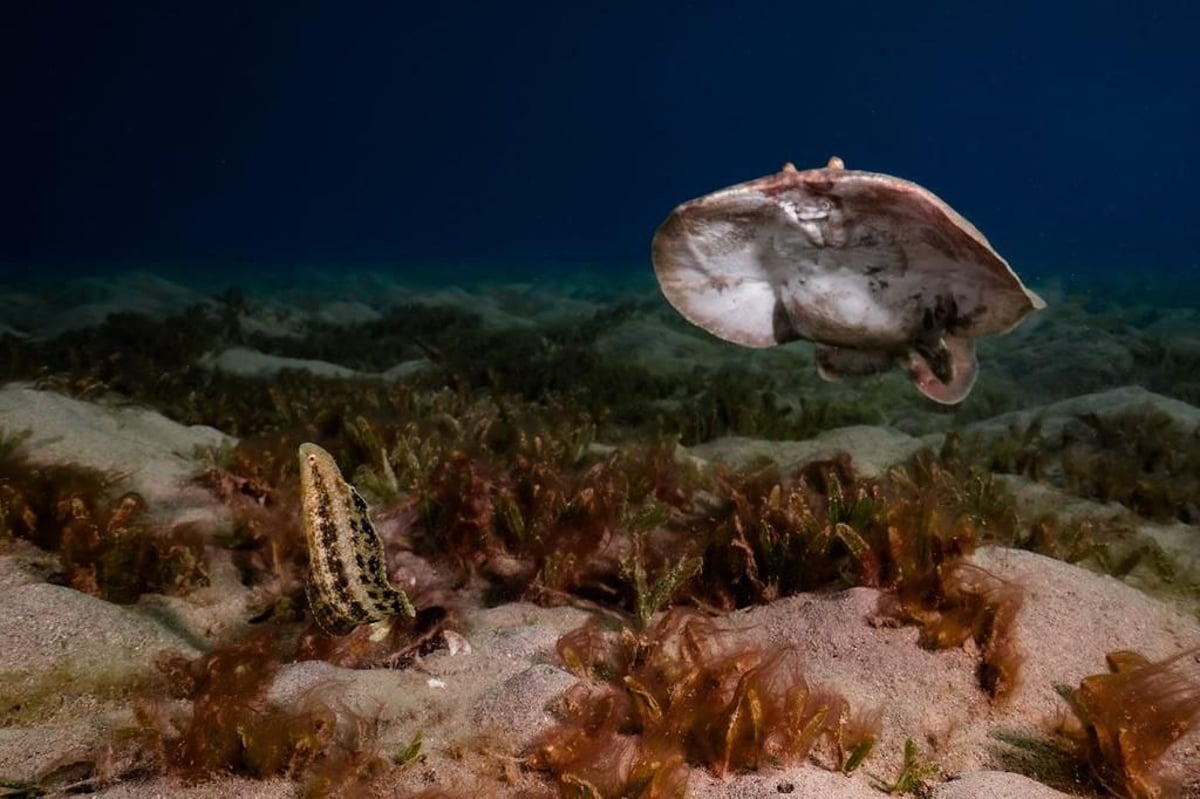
(298, 442, 416, 635)
(779, 271, 904, 345)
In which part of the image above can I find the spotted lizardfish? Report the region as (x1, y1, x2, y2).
(298, 442, 416, 635)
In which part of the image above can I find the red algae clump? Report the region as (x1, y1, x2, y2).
(529, 609, 881, 796)
(1058, 647, 1200, 798)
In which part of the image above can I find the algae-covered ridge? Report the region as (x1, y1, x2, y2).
(0, 286, 1199, 797)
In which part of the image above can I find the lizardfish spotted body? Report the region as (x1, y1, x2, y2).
(298, 442, 416, 635)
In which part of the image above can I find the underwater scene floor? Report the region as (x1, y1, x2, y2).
(0, 270, 1197, 798)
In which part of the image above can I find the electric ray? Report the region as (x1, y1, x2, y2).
(651, 157, 1045, 404)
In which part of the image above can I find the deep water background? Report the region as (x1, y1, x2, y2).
(3, 1, 1199, 300)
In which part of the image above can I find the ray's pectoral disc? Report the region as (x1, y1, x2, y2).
(298, 442, 416, 635)
(651, 157, 1045, 404)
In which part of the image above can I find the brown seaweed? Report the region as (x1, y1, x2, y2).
(0, 437, 208, 602)
(1056, 647, 1200, 798)
(530, 609, 879, 795)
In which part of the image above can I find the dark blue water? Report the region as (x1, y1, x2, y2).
(3, 1, 1199, 300)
